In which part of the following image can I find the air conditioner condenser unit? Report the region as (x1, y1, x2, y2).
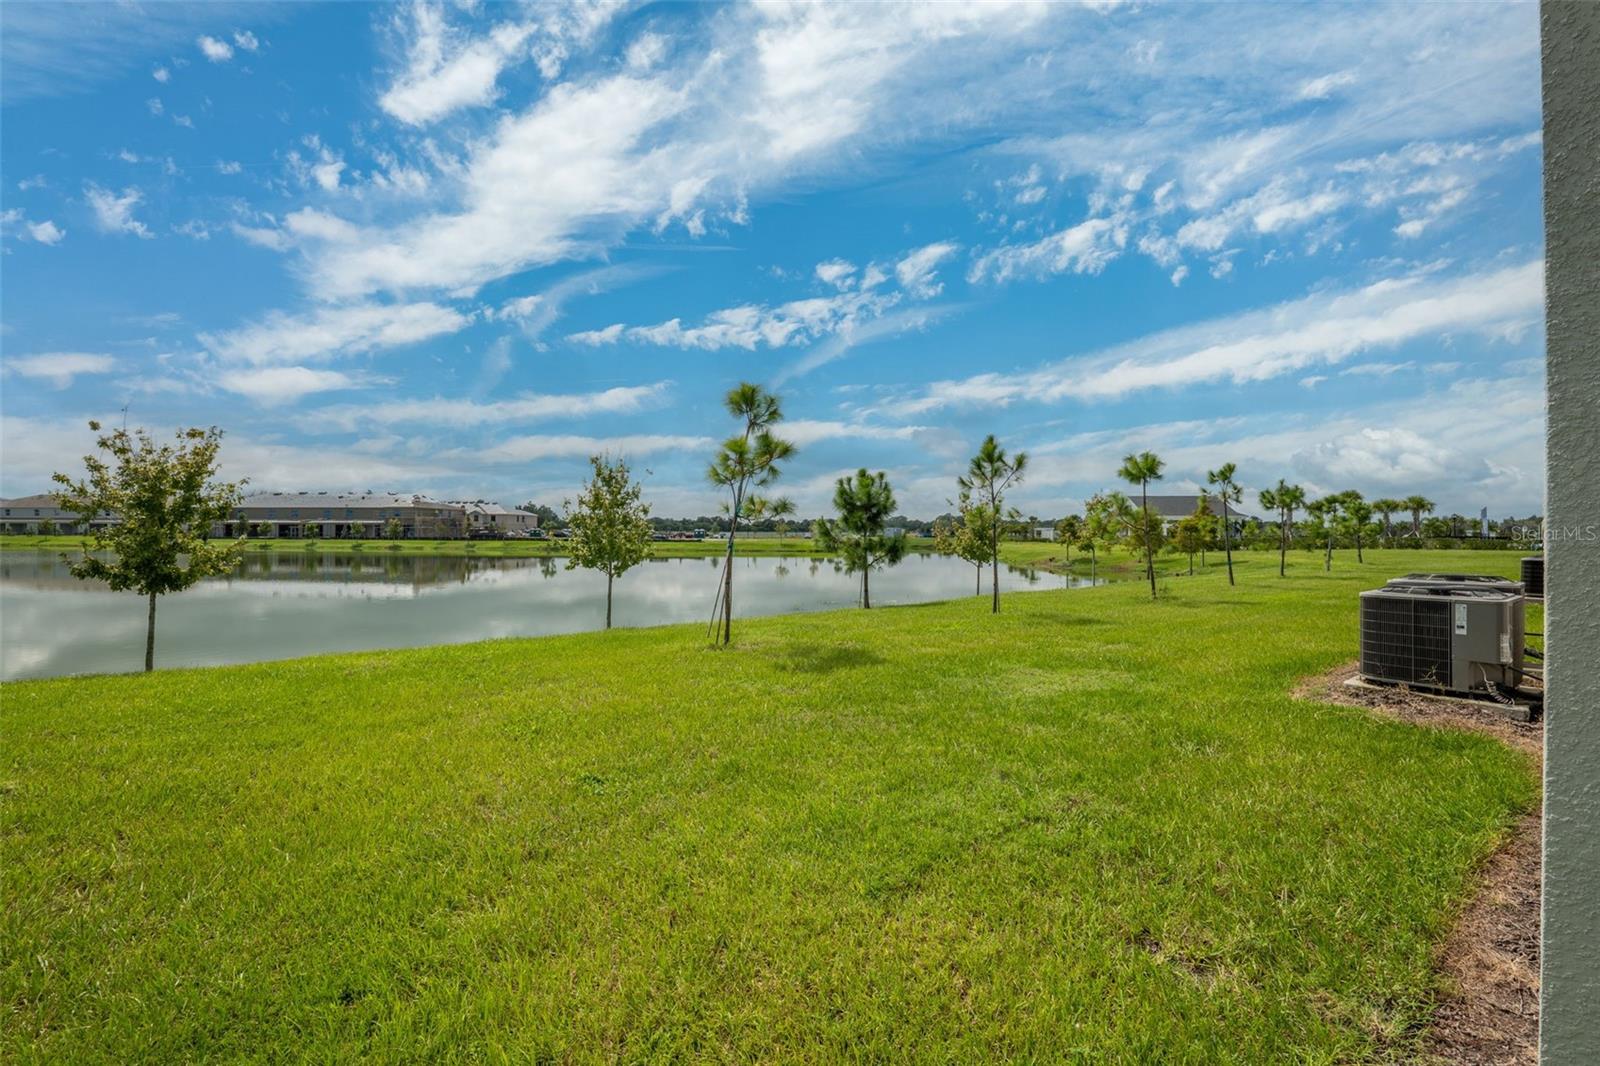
(1359, 585, 1525, 695)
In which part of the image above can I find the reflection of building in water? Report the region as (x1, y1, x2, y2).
(217, 493, 468, 539)
(0, 550, 551, 594)
(1, 494, 117, 534)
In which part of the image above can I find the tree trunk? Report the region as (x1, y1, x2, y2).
(1278, 512, 1287, 577)
(606, 571, 614, 629)
(1325, 534, 1333, 571)
(1222, 497, 1235, 586)
(144, 591, 156, 672)
(990, 517, 1000, 614)
(1188, 552, 1194, 575)
(1142, 484, 1155, 599)
(975, 563, 982, 595)
(862, 567, 871, 609)
(1090, 545, 1097, 584)
(1355, 531, 1363, 564)
(719, 493, 740, 645)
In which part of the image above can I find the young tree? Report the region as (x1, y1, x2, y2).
(1206, 462, 1243, 586)
(383, 516, 404, 540)
(707, 383, 795, 645)
(768, 497, 798, 539)
(1053, 514, 1084, 567)
(1116, 450, 1166, 599)
(53, 422, 245, 672)
(1258, 480, 1305, 577)
(565, 455, 653, 629)
(1305, 496, 1340, 571)
(1173, 510, 1208, 575)
(814, 469, 907, 608)
(1371, 498, 1403, 545)
(1404, 494, 1435, 539)
(1338, 492, 1373, 564)
(933, 492, 996, 595)
(957, 435, 1028, 614)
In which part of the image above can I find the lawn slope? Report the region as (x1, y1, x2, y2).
(0, 550, 1537, 1062)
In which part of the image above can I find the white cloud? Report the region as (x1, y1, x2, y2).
(287, 136, 345, 192)
(894, 241, 959, 298)
(27, 219, 65, 245)
(888, 259, 1543, 414)
(197, 35, 234, 63)
(570, 288, 901, 351)
(232, 30, 259, 52)
(815, 259, 857, 289)
(146, 97, 164, 115)
(3, 352, 115, 389)
(1, 209, 65, 245)
(217, 160, 243, 175)
(625, 32, 667, 71)
(216, 366, 361, 404)
(310, 382, 672, 431)
(968, 217, 1127, 284)
(1297, 69, 1358, 100)
(200, 302, 472, 366)
(152, 66, 170, 83)
(84, 184, 153, 238)
(469, 433, 712, 464)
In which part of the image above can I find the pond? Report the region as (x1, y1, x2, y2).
(0, 551, 1101, 681)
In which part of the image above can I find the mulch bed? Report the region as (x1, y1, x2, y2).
(1296, 662, 1541, 1065)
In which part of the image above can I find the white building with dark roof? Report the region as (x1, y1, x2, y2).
(459, 502, 538, 535)
(0, 493, 117, 534)
(221, 493, 467, 539)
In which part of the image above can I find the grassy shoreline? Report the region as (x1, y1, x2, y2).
(1, 550, 1537, 1060)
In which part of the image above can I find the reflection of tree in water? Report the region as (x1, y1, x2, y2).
(808, 559, 820, 577)
(540, 557, 558, 579)
(773, 561, 790, 579)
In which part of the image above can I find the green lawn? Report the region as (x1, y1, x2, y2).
(1, 550, 1537, 1062)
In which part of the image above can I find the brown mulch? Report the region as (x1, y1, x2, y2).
(1296, 661, 1541, 1065)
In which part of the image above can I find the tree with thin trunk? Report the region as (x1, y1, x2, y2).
(1371, 498, 1403, 545)
(565, 455, 652, 630)
(1173, 505, 1209, 575)
(1206, 462, 1243, 586)
(1258, 480, 1305, 577)
(707, 383, 795, 645)
(957, 435, 1028, 614)
(768, 497, 797, 539)
(1083, 492, 1131, 585)
(1053, 514, 1083, 568)
(53, 422, 245, 672)
(1306, 496, 1339, 571)
(1403, 494, 1435, 538)
(815, 469, 906, 608)
(933, 492, 996, 595)
(1337, 492, 1373, 564)
(1116, 450, 1165, 599)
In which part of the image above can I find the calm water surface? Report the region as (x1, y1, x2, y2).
(1, 551, 1099, 680)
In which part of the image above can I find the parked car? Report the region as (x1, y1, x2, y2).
(468, 527, 504, 540)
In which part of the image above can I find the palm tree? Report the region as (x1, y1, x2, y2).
(1258, 480, 1305, 577)
(1371, 498, 1403, 545)
(707, 383, 795, 645)
(768, 497, 797, 539)
(1206, 462, 1243, 586)
(957, 435, 1028, 614)
(1117, 450, 1165, 599)
(1403, 494, 1435, 539)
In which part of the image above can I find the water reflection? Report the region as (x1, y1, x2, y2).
(1, 550, 1100, 681)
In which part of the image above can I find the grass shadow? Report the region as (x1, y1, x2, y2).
(775, 643, 886, 674)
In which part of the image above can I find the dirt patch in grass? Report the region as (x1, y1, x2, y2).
(1297, 661, 1541, 1065)
(1295, 660, 1541, 757)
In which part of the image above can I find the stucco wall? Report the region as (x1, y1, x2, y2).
(1539, 3, 1600, 1061)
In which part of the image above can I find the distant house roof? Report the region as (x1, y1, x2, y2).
(458, 502, 527, 517)
(0, 493, 66, 509)
(239, 492, 459, 509)
(1141, 494, 1260, 522)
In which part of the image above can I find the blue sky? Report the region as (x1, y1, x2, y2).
(0, 1, 1546, 518)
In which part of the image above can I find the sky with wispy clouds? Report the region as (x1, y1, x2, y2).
(0, 0, 1546, 517)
